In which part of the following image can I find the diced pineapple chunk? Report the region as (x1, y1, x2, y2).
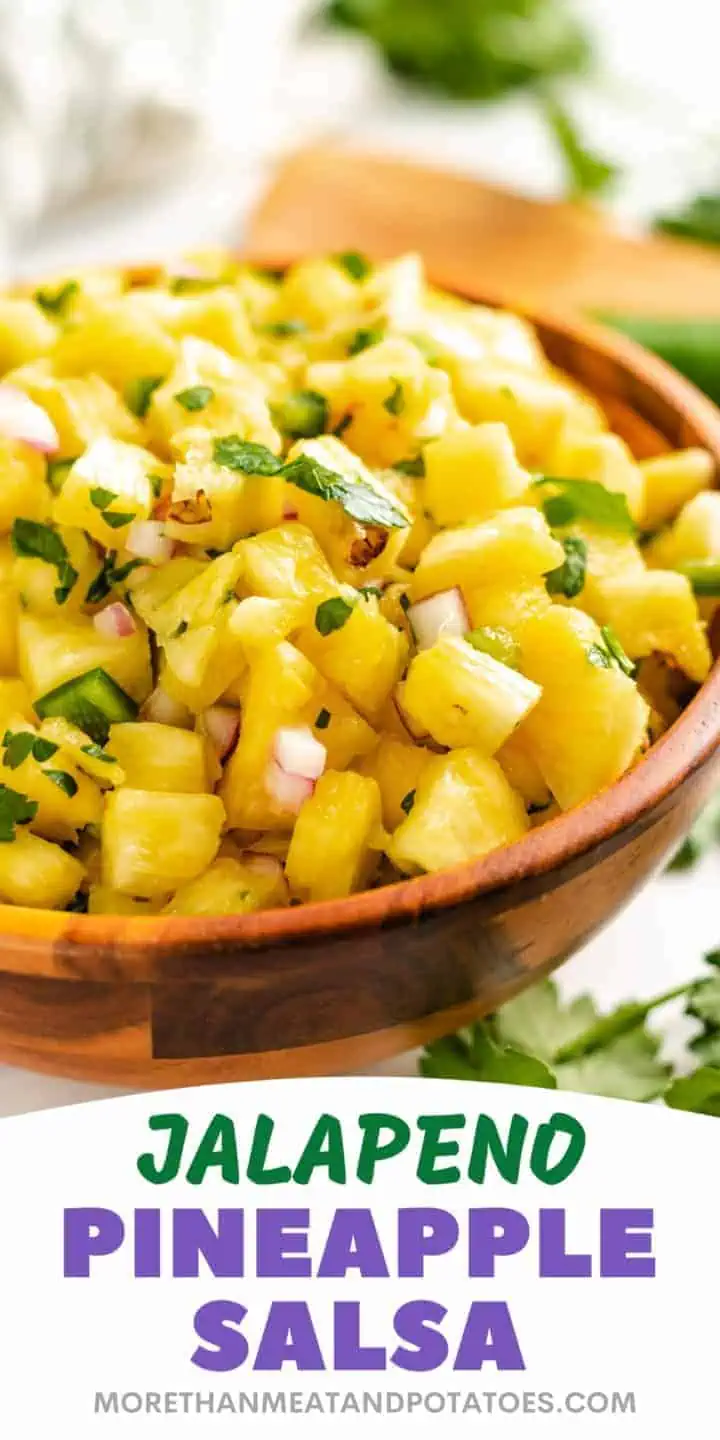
(220, 642, 324, 830)
(496, 731, 552, 809)
(286, 771, 382, 901)
(234, 523, 337, 605)
(165, 426, 284, 548)
(0, 678, 34, 729)
(285, 435, 411, 585)
(0, 539, 19, 674)
(54, 438, 157, 546)
(402, 636, 541, 752)
(7, 363, 142, 457)
(13, 526, 98, 618)
(227, 596, 307, 654)
(312, 685, 377, 769)
(388, 749, 528, 873)
(568, 522, 644, 618)
(359, 735, 433, 830)
(0, 298, 57, 372)
(102, 789, 224, 897)
(163, 854, 288, 916)
(53, 294, 177, 390)
(298, 596, 407, 718)
(0, 830, 84, 908)
(274, 258, 366, 330)
(127, 555, 207, 628)
(108, 722, 211, 792)
(0, 436, 49, 532)
(163, 291, 256, 360)
(552, 431, 645, 522)
(645, 491, 720, 570)
(150, 551, 244, 640)
(308, 336, 454, 468)
(411, 507, 564, 602)
(423, 423, 530, 526)
(640, 448, 715, 532)
(17, 611, 152, 704)
(466, 581, 551, 637)
(450, 363, 602, 467)
(149, 338, 277, 456)
(518, 606, 649, 811)
(0, 736, 102, 844)
(592, 570, 711, 684)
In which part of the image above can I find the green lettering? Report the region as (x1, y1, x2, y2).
(531, 1113, 586, 1185)
(137, 1113, 188, 1184)
(468, 1114, 529, 1185)
(357, 1112, 411, 1184)
(246, 1113, 292, 1185)
(417, 1113, 466, 1184)
(186, 1114, 239, 1185)
(293, 1113, 346, 1185)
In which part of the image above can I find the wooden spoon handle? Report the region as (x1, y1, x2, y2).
(245, 144, 720, 317)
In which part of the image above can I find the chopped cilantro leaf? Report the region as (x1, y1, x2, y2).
(11, 519, 78, 606)
(272, 390, 329, 439)
(124, 374, 164, 418)
(0, 784, 38, 843)
(315, 596, 354, 635)
(532, 476, 636, 534)
(383, 378, 405, 415)
(336, 251, 371, 281)
(80, 743, 118, 763)
(103, 511, 136, 530)
(89, 486, 118, 510)
(213, 437, 284, 476)
(261, 319, 308, 338)
(174, 384, 215, 412)
(315, 708, 331, 730)
(43, 769, 78, 798)
(34, 279, 79, 317)
(544, 535, 588, 598)
(401, 789, 416, 815)
(348, 326, 385, 356)
(283, 453, 408, 530)
(394, 455, 425, 477)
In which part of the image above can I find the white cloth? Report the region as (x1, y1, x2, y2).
(0, 0, 303, 266)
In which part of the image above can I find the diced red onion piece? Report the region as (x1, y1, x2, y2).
(407, 587, 469, 650)
(241, 851, 284, 880)
(273, 725, 327, 781)
(143, 685, 192, 728)
(0, 384, 59, 454)
(126, 519, 175, 564)
(283, 503, 299, 520)
(416, 398, 449, 439)
(265, 759, 316, 814)
(202, 704, 239, 760)
(93, 601, 136, 639)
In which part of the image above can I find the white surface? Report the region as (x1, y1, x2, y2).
(0, 0, 717, 1111)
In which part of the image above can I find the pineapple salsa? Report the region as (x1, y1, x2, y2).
(0, 248, 714, 916)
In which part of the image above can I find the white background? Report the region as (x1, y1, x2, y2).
(0, 1076, 717, 1436)
(0, 0, 719, 1111)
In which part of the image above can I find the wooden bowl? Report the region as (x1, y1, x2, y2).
(2, 302, 720, 1088)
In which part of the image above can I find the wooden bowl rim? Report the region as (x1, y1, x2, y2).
(3, 293, 720, 951)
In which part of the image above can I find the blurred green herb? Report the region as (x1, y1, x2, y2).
(655, 193, 720, 247)
(320, 0, 617, 200)
(322, 0, 590, 102)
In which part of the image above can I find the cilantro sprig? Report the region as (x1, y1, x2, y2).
(421, 954, 720, 1116)
(533, 476, 636, 534)
(212, 435, 408, 530)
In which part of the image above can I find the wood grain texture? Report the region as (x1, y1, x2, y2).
(1, 229, 720, 1084)
(246, 145, 720, 318)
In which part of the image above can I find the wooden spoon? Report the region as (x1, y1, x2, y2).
(245, 144, 720, 317)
